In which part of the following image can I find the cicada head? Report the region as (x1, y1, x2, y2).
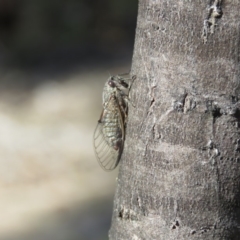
(111, 75, 129, 91)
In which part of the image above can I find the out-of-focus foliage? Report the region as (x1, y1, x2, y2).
(0, 0, 138, 66)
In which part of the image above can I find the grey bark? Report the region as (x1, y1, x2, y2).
(109, 0, 240, 239)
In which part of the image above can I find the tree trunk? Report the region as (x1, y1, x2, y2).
(109, 0, 240, 239)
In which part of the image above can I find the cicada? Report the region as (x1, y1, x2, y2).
(93, 74, 135, 171)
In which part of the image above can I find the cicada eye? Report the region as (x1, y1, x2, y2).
(108, 80, 116, 88)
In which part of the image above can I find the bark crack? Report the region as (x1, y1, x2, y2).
(190, 224, 217, 236)
(202, 0, 223, 43)
(148, 85, 157, 114)
(171, 220, 180, 230)
(118, 206, 139, 221)
(173, 91, 187, 112)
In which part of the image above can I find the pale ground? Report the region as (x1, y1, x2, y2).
(0, 65, 129, 240)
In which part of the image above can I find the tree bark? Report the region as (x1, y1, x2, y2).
(109, 0, 240, 239)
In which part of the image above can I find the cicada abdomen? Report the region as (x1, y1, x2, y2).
(93, 74, 134, 171)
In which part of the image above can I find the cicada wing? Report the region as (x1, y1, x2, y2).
(93, 121, 123, 171)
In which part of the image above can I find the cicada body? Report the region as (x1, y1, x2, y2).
(93, 74, 134, 171)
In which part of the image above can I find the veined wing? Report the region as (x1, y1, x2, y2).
(93, 102, 125, 171)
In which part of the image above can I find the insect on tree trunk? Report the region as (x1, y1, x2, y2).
(109, 0, 240, 239)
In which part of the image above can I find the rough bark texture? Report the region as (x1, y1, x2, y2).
(109, 1, 240, 239)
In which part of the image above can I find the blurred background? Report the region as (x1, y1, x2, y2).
(0, 0, 138, 239)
